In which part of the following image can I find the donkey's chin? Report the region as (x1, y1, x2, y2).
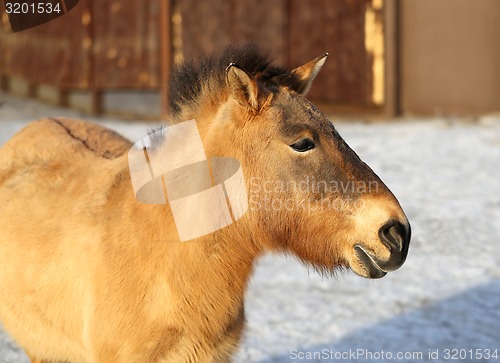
(351, 245, 387, 279)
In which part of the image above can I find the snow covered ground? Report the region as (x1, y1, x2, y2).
(0, 94, 499, 362)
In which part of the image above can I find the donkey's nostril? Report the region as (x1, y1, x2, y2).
(379, 220, 409, 253)
(353, 219, 410, 276)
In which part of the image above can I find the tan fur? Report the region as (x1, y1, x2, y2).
(0, 56, 409, 363)
(27, 358, 48, 363)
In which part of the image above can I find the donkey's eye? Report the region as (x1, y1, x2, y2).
(290, 138, 315, 152)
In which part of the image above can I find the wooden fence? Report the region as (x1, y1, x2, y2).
(0, 0, 386, 116)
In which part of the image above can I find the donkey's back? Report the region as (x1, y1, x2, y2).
(0, 118, 132, 362)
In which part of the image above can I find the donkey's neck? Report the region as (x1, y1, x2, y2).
(109, 166, 261, 331)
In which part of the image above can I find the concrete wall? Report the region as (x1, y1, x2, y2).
(400, 0, 500, 116)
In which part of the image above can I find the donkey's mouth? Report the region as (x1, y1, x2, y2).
(354, 245, 387, 279)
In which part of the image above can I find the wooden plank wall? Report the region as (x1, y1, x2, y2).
(1, 0, 381, 114)
(177, 0, 376, 107)
(0, 0, 160, 90)
(0, 0, 91, 88)
(92, 0, 160, 89)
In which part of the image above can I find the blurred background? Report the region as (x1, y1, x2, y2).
(1, 0, 499, 119)
(0, 1, 499, 363)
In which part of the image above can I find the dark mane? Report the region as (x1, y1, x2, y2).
(168, 44, 302, 115)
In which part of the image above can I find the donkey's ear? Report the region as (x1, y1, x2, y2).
(291, 53, 328, 95)
(226, 63, 260, 110)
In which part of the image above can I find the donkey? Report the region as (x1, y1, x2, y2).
(0, 45, 410, 363)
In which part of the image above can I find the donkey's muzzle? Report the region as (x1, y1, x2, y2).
(354, 220, 410, 278)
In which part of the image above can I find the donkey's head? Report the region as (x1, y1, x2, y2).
(169, 45, 410, 278)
